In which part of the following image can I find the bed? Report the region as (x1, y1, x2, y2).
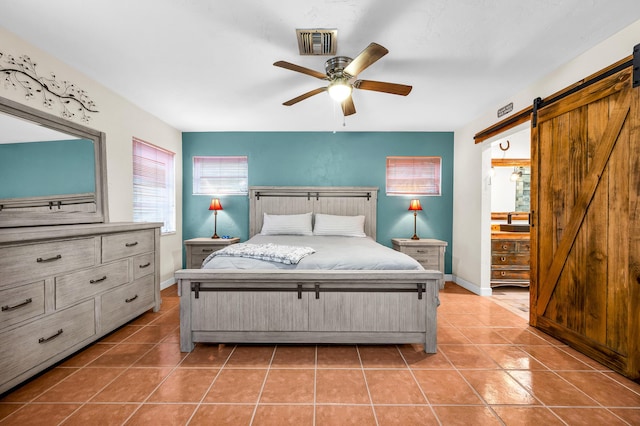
(175, 186, 441, 353)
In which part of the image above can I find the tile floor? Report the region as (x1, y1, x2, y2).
(1, 283, 640, 425)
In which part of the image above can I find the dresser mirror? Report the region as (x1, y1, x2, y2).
(0, 96, 108, 227)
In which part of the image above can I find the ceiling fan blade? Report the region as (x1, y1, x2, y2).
(273, 61, 327, 80)
(341, 96, 356, 116)
(343, 42, 389, 77)
(353, 79, 412, 96)
(282, 87, 327, 106)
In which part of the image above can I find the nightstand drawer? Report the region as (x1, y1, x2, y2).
(184, 237, 240, 269)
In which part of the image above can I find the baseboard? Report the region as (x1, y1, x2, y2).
(452, 275, 492, 296)
(160, 278, 176, 290)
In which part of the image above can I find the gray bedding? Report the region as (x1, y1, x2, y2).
(201, 235, 424, 270)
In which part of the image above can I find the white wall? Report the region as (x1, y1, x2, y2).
(452, 19, 640, 295)
(1, 27, 183, 288)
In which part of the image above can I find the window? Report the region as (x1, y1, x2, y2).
(132, 138, 175, 234)
(193, 156, 248, 195)
(386, 156, 442, 196)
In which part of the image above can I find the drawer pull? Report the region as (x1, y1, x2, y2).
(416, 249, 426, 253)
(139, 262, 151, 268)
(500, 256, 506, 262)
(39, 328, 63, 343)
(500, 271, 506, 276)
(90, 275, 108, 284)
(202, 248, 214, 253)
(125, 294, 139, 303)
(125, 241, 139, 247)
(502, 245, 508, 250)
(2, 298, 33, 312)
(36, 254, 62, 263)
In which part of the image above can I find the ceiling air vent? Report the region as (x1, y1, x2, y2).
(296, 29, 337, 56)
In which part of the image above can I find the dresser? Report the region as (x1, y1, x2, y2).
(0, 222, 161, 394)
(391, 238, 447, 289)
(184, 237, 240, 269)
(490, 232, 530, 287)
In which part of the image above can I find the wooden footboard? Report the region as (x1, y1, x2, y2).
(175, 269, 441, 353)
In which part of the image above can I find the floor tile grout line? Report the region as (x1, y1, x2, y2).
(355, 345, 379, 426)
(183, 343, 237, 425)
(396, 345, 443, 425)
(248, 345, 277, 426)
(313, 345, 317, 426)
(95, 330, 189, 426)
(54, 334, 163, 426)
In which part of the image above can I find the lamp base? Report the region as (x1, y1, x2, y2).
(411, 234, 420, 240)
(211, 234, 220, 239)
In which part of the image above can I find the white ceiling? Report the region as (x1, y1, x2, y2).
(1, 0, 639, 132)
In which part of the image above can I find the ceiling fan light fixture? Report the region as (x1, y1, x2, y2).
(327, 78, 352, 102)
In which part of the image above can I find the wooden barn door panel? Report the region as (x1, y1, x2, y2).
(531, 65, 640, 378)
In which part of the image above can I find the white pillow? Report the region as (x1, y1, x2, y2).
(260, 212, 313, 235)
(313, 213, 366, 237)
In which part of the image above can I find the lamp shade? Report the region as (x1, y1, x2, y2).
(208, 198, 223, 211)
(408, 199, 422, 211)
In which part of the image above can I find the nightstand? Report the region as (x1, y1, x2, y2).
(391, 238, 447, 289)
(184, 237, 240, 269)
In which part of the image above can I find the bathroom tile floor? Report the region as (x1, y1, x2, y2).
(2, 283, 639, 425)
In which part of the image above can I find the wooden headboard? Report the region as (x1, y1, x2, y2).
(249, 186, 378, 239)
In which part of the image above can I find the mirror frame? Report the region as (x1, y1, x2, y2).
(0, 95, 108, 227)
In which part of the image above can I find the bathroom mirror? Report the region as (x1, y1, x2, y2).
(491, 158, 530, 221)
(0, 96, 108, 227)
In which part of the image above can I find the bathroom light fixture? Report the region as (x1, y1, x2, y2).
(208, 198, 223, 239)
(327, 78, 352, 102)
(408, 199, 423, 240)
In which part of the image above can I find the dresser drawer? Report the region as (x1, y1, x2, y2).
(133, 253, 155, 280)
(0, 238, 97, 288)
(0, 299, 95, 385)
(0, 281, 45, 331)
(102, 230, 154, 263)
(491, 240, 517, 252)
(491, 269, 530, 280)
(55, 259, 129, 309)
(492, 254, 529, 266)
(101, 275, 155, 331)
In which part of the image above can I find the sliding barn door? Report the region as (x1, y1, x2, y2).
(530, 63, 640, 379)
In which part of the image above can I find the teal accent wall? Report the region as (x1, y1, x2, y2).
(182, 132, 453, 273)
(0, 139, 95, 198)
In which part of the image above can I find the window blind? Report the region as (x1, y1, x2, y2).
(386, 156, 442, 196)
(193, 156, 248, 195)
(132, 138, 175, 233)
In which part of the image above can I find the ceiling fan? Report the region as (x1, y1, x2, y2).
(273, 42, 412, 116)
